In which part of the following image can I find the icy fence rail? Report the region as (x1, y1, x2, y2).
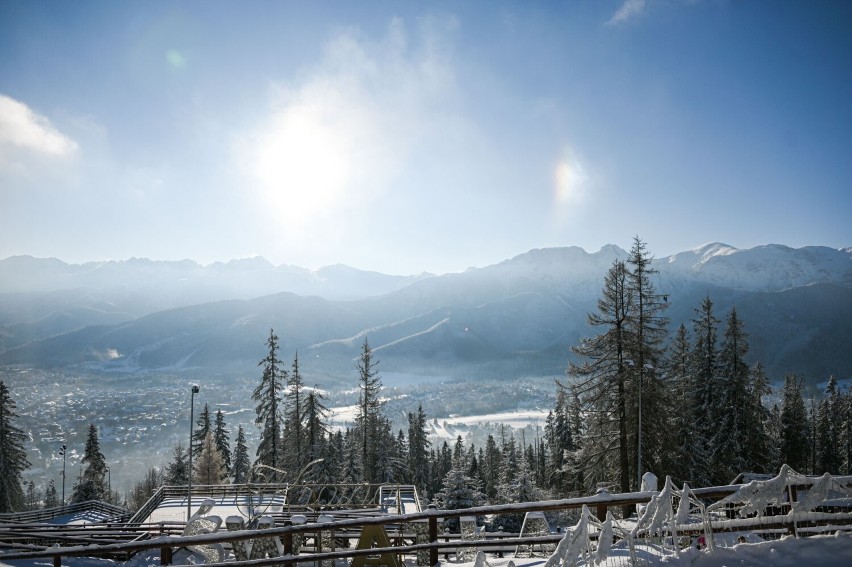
(542, 465, 852, 567)
(2, 465, 851, 567)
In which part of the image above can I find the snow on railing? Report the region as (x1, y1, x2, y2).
(537, 465, 852, 567)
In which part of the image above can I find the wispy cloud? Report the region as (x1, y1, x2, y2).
(607, 0, 647, 26)
(0, 94, 78, 167)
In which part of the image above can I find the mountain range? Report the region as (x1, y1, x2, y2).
(1, 243, 850, 387)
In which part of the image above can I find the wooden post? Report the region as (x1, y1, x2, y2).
(284, 530, 295, 567)
(596, 503, 607, 521)
(428, 505, 438, 567)
(53, 555, 61, 567)
(160, 545, 172, 566)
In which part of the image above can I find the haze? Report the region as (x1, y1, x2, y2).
(1, 1, 850, 275)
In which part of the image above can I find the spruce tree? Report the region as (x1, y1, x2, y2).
(625, 236, 669, 488)
(253, 329, 286, 481)
(355, 338, 384, 482)
(843, 389, 852, 475)
(71, 424, 107, 503)
(567, 259, 633, 496)
(214, 410, 231, 474)
(436, 441, 484, 531)
(283, 353, 305, 475)
(192, 404, 212, 457)
(303, 387, 330, 468)
(779, 374, 809, 472)
(481, 435, 500, 502)
(744, 361, 775, 473)
(687, 295, 719, 486)
(407, 404, 431, 497)
(43, 479, 59, 509)
(340, 428, 364, 486)
(374, 418, 404, 483)
(164, 443, 189, 485)
(231, 426, 251, 484)
(0, 381, 29, 512)
(816, 376, 842, 474)
(713, 307, 751, 483)
(664, 323, 702, 483)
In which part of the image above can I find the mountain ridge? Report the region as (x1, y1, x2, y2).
(1, 243, 849, 385)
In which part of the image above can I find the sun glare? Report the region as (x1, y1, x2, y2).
(254, 103, 353, 230)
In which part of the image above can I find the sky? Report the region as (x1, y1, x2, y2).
(1, 0, 850, 275)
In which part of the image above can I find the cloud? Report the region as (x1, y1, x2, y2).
(607, 0, 647, 26)
(0, 94, 78, 165)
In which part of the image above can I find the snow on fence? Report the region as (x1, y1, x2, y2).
(2, 466, 851, 567)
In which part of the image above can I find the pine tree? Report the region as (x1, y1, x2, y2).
(545, 388, 575, 495)
(816, 376, 842, 474)
(192, 404, 212, 457)
(340, 428, 364, 486)
(713, 306, 751, 483)
(436, 443, 484, 531)
(664, 323, 701, 483)
(303, 387, 330, 468)
(283, 353, 305, 476)
(43, 479, 59, 509)
(374, 418, 404, 483)
(231, 426, 251, 484)
(744, 361, 776, 473)
(567, 259, 633, 496)
(194, 431, 227, 485)
(312, 430, 344, 488)
(164, 443, 189, 485)
(71, 424, 107, 503)
(843, 389, 852, 475)
(0, 381, 29, 512)
(407, 404, 431, 497)
(253, 329, 286, 481)
(214, 410, 231, 474)
(355, 338, 384, 482)
(625, 236, 669, 489)
(779, 374, 809, 472)
(687, 295, 720, 486)
(481, 434, 501, 502)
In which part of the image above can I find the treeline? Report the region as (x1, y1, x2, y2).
(553, 237, 852, 497)
(3, 237, 849, 515)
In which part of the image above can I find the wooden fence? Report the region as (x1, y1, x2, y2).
(1, 477, 851, 567)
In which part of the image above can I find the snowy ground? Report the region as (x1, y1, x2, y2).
(143, 494, 287, 525)
(3, 532, 852, 566)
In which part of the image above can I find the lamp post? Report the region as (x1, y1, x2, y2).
(187, 384, 199, 522)
(106, 466, 111, 500)
(59, 444, 67, 508)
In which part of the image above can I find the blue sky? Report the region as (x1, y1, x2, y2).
(1, 0, 850, 275)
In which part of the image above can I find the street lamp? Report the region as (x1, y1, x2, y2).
(59, 444, 67, 508)
(187, 384, 200, 522)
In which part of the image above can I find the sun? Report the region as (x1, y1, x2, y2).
(254, 100, 354, 230)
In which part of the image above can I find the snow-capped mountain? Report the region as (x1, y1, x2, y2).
(0, 244, 849, 385)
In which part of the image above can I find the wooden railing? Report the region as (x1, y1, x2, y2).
(2, 477, 850, 567)
(0, 501, 130, 525)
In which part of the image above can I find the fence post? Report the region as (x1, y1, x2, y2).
(284, 528, 295, 567)
(428, 505, 438, 567)
(53, 555, 61, 567)
(160, 545, 172, 566)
